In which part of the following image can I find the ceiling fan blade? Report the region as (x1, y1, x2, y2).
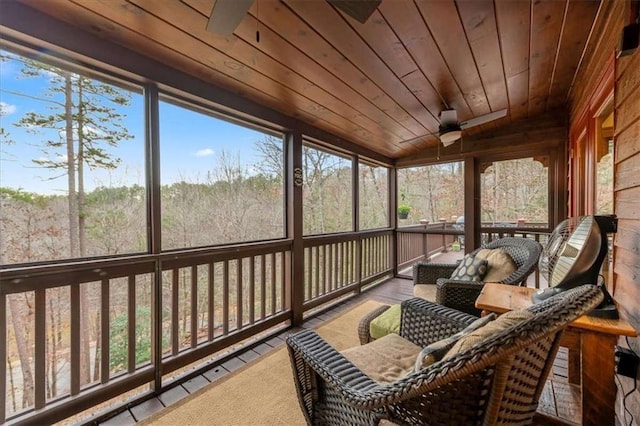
(206, 0, 254, 35)
(328, 0, 382, 24)
(459, 108, 508, 129)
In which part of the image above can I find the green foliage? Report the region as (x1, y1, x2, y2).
(109, 306, 154, 371)
(397, 204, 411, 215)
(0, 187, 48, 207)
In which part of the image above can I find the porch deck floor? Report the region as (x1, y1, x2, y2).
(93, 275, 568, 426)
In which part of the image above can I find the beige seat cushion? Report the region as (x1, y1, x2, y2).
(413, 283, 437, 300)
(341, 333, 421, 384)
(475, 248, 517, 282)
(444, 309, 534, 358)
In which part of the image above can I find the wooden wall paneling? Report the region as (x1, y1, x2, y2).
(613, 17, 640, 418)
(615, 154, 640, 192)
(378, 0, 475, 120)
(613, 265, 640, 329)
(547, 0, 601, 109)
(615, 48, 640, 107)
(613, 222, 640, 262)
(456, 0, 508, 114)
(614, 247, 640, 302)
(280, 0, 438, 134)
(127, 0, 400, 153)
(495, 0, 531, 121)
(615, 80, 640, 134)
(414, 0, 492, 126)
(569, 0, 623, 120)
(615, 187, 640, 219)
(615, 118, 640, 163)
(528, 0, 566, 116)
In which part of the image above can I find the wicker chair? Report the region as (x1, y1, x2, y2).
(415, 236, 542, 316)
(286, 285, 603, 425)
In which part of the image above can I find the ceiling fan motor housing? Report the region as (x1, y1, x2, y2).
(438, 123, 462, 146)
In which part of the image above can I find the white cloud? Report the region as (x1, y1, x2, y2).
(194, 148, 214, 157)
(0, 102, 17, 115)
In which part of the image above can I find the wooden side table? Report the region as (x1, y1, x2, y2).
(476, 283, 637, 426)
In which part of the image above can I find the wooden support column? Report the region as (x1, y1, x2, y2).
(145, 84, 163, 392)
(464, 156, 478, 252)
(288, 131, 304, 326)
(390, 167, 398, 275)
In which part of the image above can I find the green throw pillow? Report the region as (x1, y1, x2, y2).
(450, 254, 488, 281)
(370, 304, 401, 339)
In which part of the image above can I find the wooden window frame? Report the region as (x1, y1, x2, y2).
(569, 55, 615, 216)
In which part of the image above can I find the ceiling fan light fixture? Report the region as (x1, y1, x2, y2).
(439, 129, 462, 146)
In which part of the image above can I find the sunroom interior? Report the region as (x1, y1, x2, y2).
(1, 0, 639, 424)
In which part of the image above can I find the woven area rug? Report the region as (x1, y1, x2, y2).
(143, 299, 387, 425)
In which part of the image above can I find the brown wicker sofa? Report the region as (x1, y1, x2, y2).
(286, 285, 602, 425)
(415, 236, 542, 316)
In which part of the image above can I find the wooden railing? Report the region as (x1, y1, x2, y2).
(302, 229, 392, 310)
(0, 220, 552, 424)
(397, 221, 551, 289)
(0, 230, 396, 424)
(0, 240, 293, 425)
(396, 222, 461, 271)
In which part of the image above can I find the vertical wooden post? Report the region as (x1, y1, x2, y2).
(465, 156, 478, 252)
(287, 132, 304, 326)
(352, 156, 361, 292)
(145, 84, 163, 392)
(390, 167, 398, 275)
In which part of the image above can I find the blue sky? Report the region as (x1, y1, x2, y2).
(0, 50, 272, 195)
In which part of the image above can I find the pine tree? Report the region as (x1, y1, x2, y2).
(4, 53, 133, 388)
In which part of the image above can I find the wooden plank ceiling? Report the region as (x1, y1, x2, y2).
(18, 0, 602, 159)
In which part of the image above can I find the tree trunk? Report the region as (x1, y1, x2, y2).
(7, 294, 35, 408)
(47, 296, 57, 398)
(93, 309, 101, 381)
(77, 79, 86, 257)
(64, 72, 79, 258)
(8, 356, 17, 412)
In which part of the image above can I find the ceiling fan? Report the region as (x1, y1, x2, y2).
(206, 0, 382, 35)
(401, 108, 508, 147)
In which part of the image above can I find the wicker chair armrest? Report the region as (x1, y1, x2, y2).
(435, 278, 485, 317)
(413, 261, 458, 285)
(399, 297, 476, 346)
(357, 305, 391, 345)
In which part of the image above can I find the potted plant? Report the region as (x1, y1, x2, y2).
(397, 204, 411, 219)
